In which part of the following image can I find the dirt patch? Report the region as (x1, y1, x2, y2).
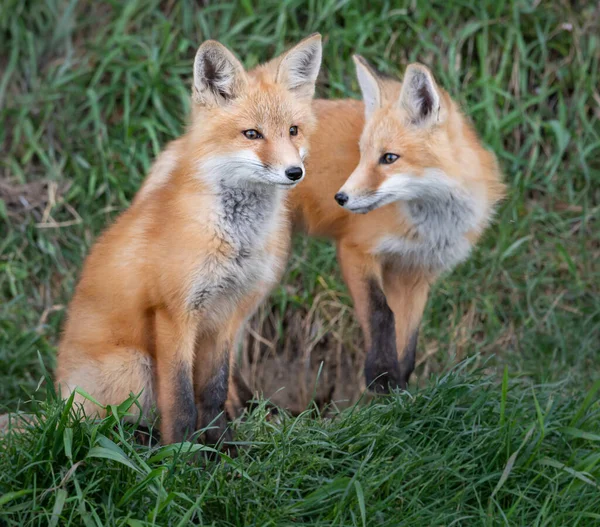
(239, 293, 368, 415)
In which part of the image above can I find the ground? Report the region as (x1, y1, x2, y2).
(0, 1, 599, 525)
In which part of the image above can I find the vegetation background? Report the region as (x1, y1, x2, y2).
(0, 0, 598, 525)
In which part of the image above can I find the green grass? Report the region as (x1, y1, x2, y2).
(0, 0, 599, 524)
(1, 364, 600, 525)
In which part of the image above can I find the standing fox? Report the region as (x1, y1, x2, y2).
(288, 58, 505, 393)
(55, 35, 322, 444)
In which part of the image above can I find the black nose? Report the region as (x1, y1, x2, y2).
(335, 192, 349, 206)
(285, 166, 304, 181)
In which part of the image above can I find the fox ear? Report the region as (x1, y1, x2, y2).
(398, 64, 442, 127)
(193, 41, 247, 107)
(353, 55, 382, 120)
(276, 33, 322, 100)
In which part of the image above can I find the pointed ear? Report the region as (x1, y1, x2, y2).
(276, 33, 322, 100)
(353, 55, 383, 120)
(193, 41, 247, 107)
(397, 63, 442, 127)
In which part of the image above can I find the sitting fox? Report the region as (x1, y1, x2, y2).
(55, 35, 322, 444)
(288, 58, 506, 393)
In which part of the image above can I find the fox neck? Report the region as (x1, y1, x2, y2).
(376, 170, 487, 272)
(213, 178, 284, 252)
(404, 184, 479, 241)
(188, 137, 285, 250)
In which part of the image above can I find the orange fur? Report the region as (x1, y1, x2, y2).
(289, 61, 506, 391)
(56, 35, 322, 444)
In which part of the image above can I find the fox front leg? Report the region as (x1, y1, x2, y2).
(194, 331, 236, 449)
(337, 243, 404, 392)
(380, 265, 430, 389)
(155, 311, 198, 444)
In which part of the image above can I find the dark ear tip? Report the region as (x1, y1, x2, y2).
(353, 55, 380, 79)
(300, 32, 321, 43)
(353, 54, 367, 66)
(405, 63, 434, 80)
(195, 43, 220, 65)
(196, 40, 221, 53)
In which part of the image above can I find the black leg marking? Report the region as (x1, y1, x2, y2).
(398, 327, 419, 388)
(199, 353, 231, 445)
(364, 280, 403, 393)
(171, 363, 198, 442)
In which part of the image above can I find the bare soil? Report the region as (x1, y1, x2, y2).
(239, 301, 368, 415)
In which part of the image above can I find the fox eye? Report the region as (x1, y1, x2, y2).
(289, 125, 299, 136)
(380, 153, 399, 165)
(243, 129, 263, 140)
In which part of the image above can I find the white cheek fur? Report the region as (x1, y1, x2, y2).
(199, 150, 265, 184)
(377, 173, 421, 200)
(199, 151, 302, 187)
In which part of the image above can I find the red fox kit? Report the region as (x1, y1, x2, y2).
(289, 58, 505, 393)
(55, 35, 322, 444)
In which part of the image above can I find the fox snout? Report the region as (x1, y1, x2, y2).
(285, 166, 304, 181)
(258, 158, 305, 187)
(334, 188, 381, 214)
(334, 166, 380, 213)
(334, 192, 348, 206)
(266, 142, 306, 186)
(261, 158, 305, 186)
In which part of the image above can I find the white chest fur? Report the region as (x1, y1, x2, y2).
(187, 184, 285, 316)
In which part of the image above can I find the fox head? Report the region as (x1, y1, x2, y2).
(190, 34, 322, 188)
(335, 58, 456, 213)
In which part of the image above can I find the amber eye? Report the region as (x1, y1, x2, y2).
(243, 129, 263, 140)
(380, 153, 399, 165)
(289, 125, 299, 136)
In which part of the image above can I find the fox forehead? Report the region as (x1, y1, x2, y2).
(232, 82, 313, 133)
(359, 108, 405, 152)
(359, 109, 436, 169)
